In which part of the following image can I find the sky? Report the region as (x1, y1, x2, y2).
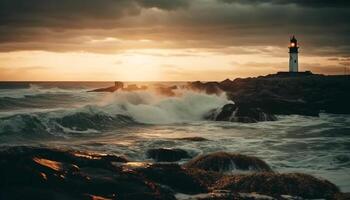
(0, 0, 350, 81)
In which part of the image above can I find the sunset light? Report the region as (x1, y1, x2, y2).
(0, 1, 349, 199)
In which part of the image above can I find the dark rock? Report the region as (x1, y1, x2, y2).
(185, 168, 224, 188)
(205, 103, 277, 123)
(214, 172, 339, 199)
(146, 148, 192, 162)
(190, 74, 350, 116)
(0, 146, 175, 200)
(215, 103, 238, 121)
(175, 137, 209, 142)
(0, 146, 343, 200)
(184, 152, 272, 173)
(187, 81, 222, 95)
(135, 163, 208, 194)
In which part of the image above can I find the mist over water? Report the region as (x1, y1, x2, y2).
(0, 82, 349, 192)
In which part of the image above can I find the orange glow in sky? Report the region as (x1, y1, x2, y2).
(0, 47, 342, 81)
(0, 1, 348, 81)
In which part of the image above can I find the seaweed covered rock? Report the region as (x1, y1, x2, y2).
(205, 103, 277, 123)
(184, 152, 272, 173)
(135, 163, 207, 194)
(146, 148, 192, 162)
(214, 172, 339, 199)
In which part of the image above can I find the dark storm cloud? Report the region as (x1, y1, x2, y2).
(0, 0, 349, 58)
(218, 0, 350, 7)
(138, 0, 189, 10)
(0, 0, 189, 28)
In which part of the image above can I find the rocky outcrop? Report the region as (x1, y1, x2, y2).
(0, 147, 344, 200)
(146, 148, 192, 162)
(187, 81, 222, 95)
(205, 103, 277, 123)
(214, 172, 340, 199)
(189, 74, 350, 116)
(184, 152, 272, 173)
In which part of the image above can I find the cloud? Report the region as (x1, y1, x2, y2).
(138, 0, 189, 10)
(0, 0, 349, 59)
(218, 0, 350, 7)
(0, 0, 190, 28)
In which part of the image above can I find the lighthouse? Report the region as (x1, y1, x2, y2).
(289, 36, 299, 72)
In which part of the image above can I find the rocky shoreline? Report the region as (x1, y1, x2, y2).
(1, 146, 348, 200)
(87, 73, 349, 123)
(188, 73, 350, 117)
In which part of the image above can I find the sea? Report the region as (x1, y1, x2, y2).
(0, 82, 349, 192)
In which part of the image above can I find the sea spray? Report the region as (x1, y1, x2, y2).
(0, 89, 232, 135)
(99, 89, 232, 124)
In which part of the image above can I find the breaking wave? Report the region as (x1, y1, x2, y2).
(0, 89, 231, 136)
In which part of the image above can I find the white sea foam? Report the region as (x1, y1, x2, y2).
(93, 89, 232, 124)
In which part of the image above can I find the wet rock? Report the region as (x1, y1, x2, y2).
(0, 146, 175, 200)
(185, 168, 224, 188)
(214, 103, 237, 121)
(184, 152, 272, 173)
(0, 146, 128, 170)
(214, 172, 339, 199)
(135, 163, 207, 194)
(146, 148, 192, 162)
(205, 103, 277, 123)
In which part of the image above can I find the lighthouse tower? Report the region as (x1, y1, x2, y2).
(289, 36, 299, 72)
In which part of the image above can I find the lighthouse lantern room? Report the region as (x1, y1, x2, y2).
(289, 35, 299, 72)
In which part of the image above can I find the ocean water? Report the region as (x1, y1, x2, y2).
(0, 82, 349, 192)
